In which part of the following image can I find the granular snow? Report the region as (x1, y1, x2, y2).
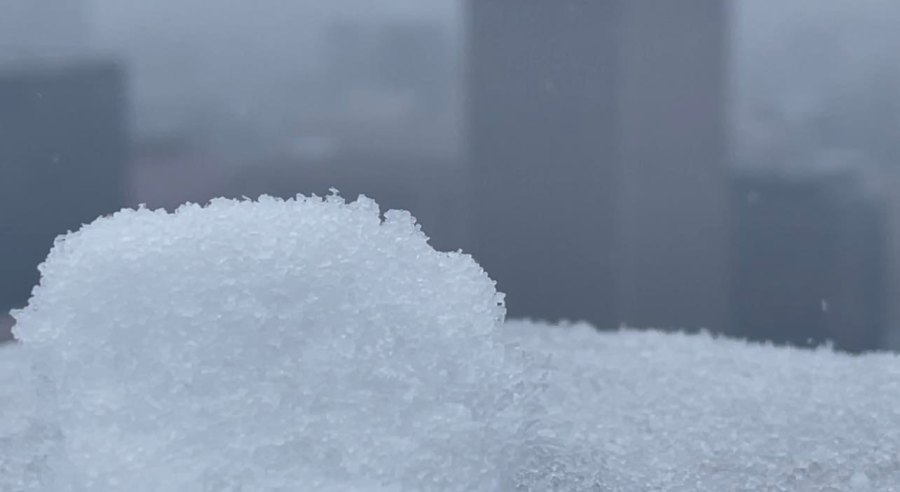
(12, 195, 534, 490)
(0, 343, 71, 492)
(505, 320, 900, 491)
(4, 194, 900, 491)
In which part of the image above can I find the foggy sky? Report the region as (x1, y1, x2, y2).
(6, 0, 900, 167)
(736, 0, 900, 174)
(86, 0, 459, 144)
(86, 0, 900, 162)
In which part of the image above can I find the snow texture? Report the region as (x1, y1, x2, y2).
(0, 344, 71, 492)
(3, 194, 900, 491)
(10, 194, 536, 491)
(505, 320, 900, 492)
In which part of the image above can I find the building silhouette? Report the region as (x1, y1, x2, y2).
(732, 171, 884, 352)
(883, 168, 900, 350)
(0, 60, 128, 325)
(467, 0, 731, 330)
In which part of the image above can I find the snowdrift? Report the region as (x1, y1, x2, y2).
(2, 195, 898, 491)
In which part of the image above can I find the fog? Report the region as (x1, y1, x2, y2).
(3, 0, 900, 351)
(737, 0, 900, 174)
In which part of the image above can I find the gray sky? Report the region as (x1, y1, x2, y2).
(85, 0, 459, 144)
(9, 0, 900, 165)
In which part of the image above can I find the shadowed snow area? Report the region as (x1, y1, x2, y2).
(2, 195, 900, 491)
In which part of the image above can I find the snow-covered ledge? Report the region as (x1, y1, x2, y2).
(2, 195, 898, 491)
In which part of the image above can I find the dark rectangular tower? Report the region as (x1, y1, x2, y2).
(0, 60, 128, 313)
(467, 0, 731, 330)
(468, 0, 620, 325)
(732, 172, 883, 352)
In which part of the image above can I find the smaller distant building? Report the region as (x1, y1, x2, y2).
(878, 167, 900, 350)
(0, 59, 128, 313)
(731, 170, 884, 352)
(0, 314, 13, 343)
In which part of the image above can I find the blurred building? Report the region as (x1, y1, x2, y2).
(467, 0, 731, 329)
(732, 171, 884, 352)
(877, 167, 900, 350)
(0, 60, 128, 329)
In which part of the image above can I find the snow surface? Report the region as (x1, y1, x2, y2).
(505, 321, 900, 491)
(3, 194, 900, 491)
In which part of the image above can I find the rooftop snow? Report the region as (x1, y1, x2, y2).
(2, 194, 899, 491)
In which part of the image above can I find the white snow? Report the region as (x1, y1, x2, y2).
(0, 344, 71, 492)
(505, 320, 900, 491)
(2, 194, 900, 491)
(10, 194, 535, 490)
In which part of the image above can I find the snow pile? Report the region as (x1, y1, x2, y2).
(6, 193, 900, 491)
(11, 195, 537, 490)
(0, 344, 71, 492)
(506, 320, 900, 491)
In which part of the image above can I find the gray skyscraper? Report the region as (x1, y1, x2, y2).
(467, 0, 731, 330)
(0, 60, 128, 316)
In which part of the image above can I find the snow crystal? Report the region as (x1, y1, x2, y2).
(505, 320, 900, 491)
(12, 194, 535, 490)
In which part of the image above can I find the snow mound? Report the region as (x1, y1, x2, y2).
(505, 320, 900, 491)
(12, 195, 535, 490)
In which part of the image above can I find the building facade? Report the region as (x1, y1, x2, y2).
(732, 172, 884, 352)
(467, 0, 731, 329)
(0, 60, 128, 314)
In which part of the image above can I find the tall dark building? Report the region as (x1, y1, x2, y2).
(0, 60, 128, 315)
(883, 168, 900, 350)
(467, 1, 731, 329)
(732, 172, 884, 352)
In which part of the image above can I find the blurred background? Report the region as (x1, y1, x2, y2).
(1, 0, 899, 352)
